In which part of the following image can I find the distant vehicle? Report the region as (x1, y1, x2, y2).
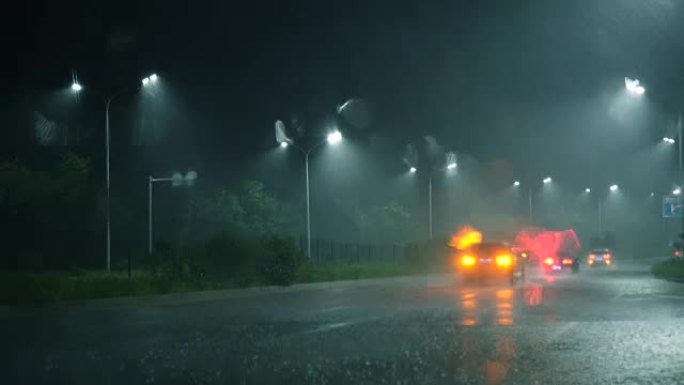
(541, 253, 580, 273)
(587, 248, 613, 267)
(454, 242, 524, 284)
(671, 241, 684, 259)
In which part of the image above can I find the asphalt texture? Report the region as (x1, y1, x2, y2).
(2, 259, 684, 384)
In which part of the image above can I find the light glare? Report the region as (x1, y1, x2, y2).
(625, 77, 645, 95)
(409, 167, 417, 173)
(280, 141, 288, 148)
(326, 130, 342, 145)
(149, 73, 158, 82)
(513, 180, 520, 187)
(674, 187, 682, 196)
(585, 188, 591, 193)
(142, 77, 150, 85)
(543, 177, 552, 184)
(71, 82, 82, 92)
(609, 184, 619, 192)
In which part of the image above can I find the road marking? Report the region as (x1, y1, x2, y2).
(652, 294, 684, 300)
(320, 305, 350, 313)
(306, 321, 354, 334)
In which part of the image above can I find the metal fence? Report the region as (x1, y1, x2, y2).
(299, 237, 406, 262)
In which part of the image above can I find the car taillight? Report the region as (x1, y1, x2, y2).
(676, 250, 681, 257)
(495, 254, 512, 267)
(543, 257, 554, 265)
(461, 255, 476, 267)
(562, 258, 573, 265)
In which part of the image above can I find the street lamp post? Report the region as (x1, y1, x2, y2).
(276, 122, 342, 260)
(406, 152, 457, 240)
(515, 177, 551, 225)
(148, 171, 197, 255)
(73, 73, 158, 271)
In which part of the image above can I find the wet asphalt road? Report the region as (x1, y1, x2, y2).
(2, 259, 684, 384)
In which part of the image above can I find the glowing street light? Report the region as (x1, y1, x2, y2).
(664, 137, 676, 144)
(73, 72, 160, 270)
(513, 180, 520, 187)
(625, 77, 645, 95)
(543, 176, 552, 184)
(609, 184, 619, 192)
(673, 187, 682, 196)
(274, 112, 346, 260)
(409, 167, 417, 173)
(585, 188, 591, 193)
(326, 130, 343, 145)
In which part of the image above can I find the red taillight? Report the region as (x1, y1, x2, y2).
(676, 250, 681, 257)
(562, 258, 573, 265)
(543, 257, 554, 265)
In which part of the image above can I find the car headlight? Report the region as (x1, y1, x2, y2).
(461, 255, 477, 267)
(495, 254, 512, 267)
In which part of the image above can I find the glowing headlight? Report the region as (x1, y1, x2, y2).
(461, 255, 477, 267)
(496, 254, 512, 267)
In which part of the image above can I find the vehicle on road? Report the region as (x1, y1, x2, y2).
(587, 248, 613, 267)
(454, 242, 524, 284)
(541, 253, 580, 273)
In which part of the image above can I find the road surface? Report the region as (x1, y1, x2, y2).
(2, 260, 684, 384)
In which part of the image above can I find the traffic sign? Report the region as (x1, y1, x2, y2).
(663, 195, 683, 218)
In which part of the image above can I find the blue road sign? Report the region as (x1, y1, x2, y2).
(663, 195, 683, 218)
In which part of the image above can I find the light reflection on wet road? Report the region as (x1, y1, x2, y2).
(2, 260, 684, 384)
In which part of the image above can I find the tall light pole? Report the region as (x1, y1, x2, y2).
(406, 152, 457, 240)
(514, 176, 551, 225)
(148, 171, 197, 254)
(73, 73, 159, 271)
(276, 122, 342, 260)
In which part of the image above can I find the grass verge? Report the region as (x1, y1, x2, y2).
(0, 260, 435, 305)
(652, 258, 684, 281)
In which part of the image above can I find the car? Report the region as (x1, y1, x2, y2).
(541, 254, 580, 273)
(587, 248, 613, 267)
(454, 242, 524, 284)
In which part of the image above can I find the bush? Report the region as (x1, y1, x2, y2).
(404, 238, 450, 270)
(258, 236, 304, 286)
(652, 258, 684, 280)
(197, 232, 263, 283)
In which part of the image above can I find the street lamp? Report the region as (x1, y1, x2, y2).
(585, 188, 591, 193)
(609, 184, 619, 192)
(516, 176, 552, 225)
(625, 77, 645, 95)
(148, 171, 197, 254)
(673, 186, 682, 196)
(76, 72, 160, 271)
(409, 167, 417, 173)
(275, 120, 342, 260)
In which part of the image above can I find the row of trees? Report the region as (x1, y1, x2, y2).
(0, 153, 417, 271)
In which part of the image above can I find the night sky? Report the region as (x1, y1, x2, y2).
(4, 0, 684, 241)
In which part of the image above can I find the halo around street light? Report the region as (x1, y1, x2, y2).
(625, 77, 645, 95)
(664, 137, 676, 144)
(326, 130, 342, 145)
(543, 177, 552, 184)
(585, 188, 591, 193)
(149, 74, 158, 83)
(513, 180, 520, 187)
(447, 162, 457, 170)
(280, 141, 288, 148)
(142, 77, 150, 86)
(409, 167, 417, 173)
(609, 184, 619, 192)
(674, 187, 682, 196)
(71, 82, 82, 92)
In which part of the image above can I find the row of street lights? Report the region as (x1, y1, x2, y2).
(71, 73, 159, 271)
